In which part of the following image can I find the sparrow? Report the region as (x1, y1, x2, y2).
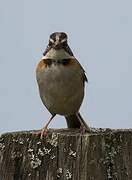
(36, 32, 90, 137)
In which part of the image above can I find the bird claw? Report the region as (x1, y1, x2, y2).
(40, 128, 48, 139)
(80, 125, 90, 134)
(33, 127, 49, 139)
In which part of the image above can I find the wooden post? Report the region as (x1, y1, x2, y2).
(0, 128, 132, 180)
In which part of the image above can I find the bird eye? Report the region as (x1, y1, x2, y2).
(61, 38, 67, 44)
(61, 40, 67, 47)
(49, 38, 54, 46)
(49, 41, 52, 46)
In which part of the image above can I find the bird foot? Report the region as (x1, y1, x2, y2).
(80, 125, 90, 134)
(33, 127, 48, 139)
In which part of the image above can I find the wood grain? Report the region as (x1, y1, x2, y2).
(0, 128, 132, 180)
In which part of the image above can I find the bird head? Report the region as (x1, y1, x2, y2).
(43, 32, 74, 57)
(48, 32, 68, 50)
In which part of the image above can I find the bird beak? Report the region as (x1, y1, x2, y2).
(54, 40, 61, 49)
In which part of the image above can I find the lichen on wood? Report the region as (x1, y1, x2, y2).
(0, 128, 132, 180)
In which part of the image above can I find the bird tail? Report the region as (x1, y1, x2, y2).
(65, 112, 89, 130)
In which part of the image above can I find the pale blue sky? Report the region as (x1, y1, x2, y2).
(0, 0, 132, 134)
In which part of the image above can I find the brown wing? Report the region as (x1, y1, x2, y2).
(82, 69, 88, 83)
(66, 58, 88, 84)
(75, 58, 88, 83)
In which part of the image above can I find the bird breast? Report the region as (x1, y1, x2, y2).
(36, 60, 84, 115)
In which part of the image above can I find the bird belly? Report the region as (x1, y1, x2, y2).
(37, 64, 84, 115)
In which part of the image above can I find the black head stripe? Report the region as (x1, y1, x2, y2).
(50, 33, 56, 42)
(60, 32, 67, 41)
(50, 32, 67, 42)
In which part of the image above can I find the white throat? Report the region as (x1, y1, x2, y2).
(42, 49, 74, 60)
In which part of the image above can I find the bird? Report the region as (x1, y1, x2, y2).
(36, 32, 90, 137)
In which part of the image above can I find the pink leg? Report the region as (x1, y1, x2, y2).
(76, 112, 90, 133)
(33, 114, 56, 138)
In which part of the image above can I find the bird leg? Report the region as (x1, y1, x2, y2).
(33, 114, 56, 138)
(76, 112, 90, 133)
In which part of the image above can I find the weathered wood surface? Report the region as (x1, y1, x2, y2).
(0, 128, 132, 180)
